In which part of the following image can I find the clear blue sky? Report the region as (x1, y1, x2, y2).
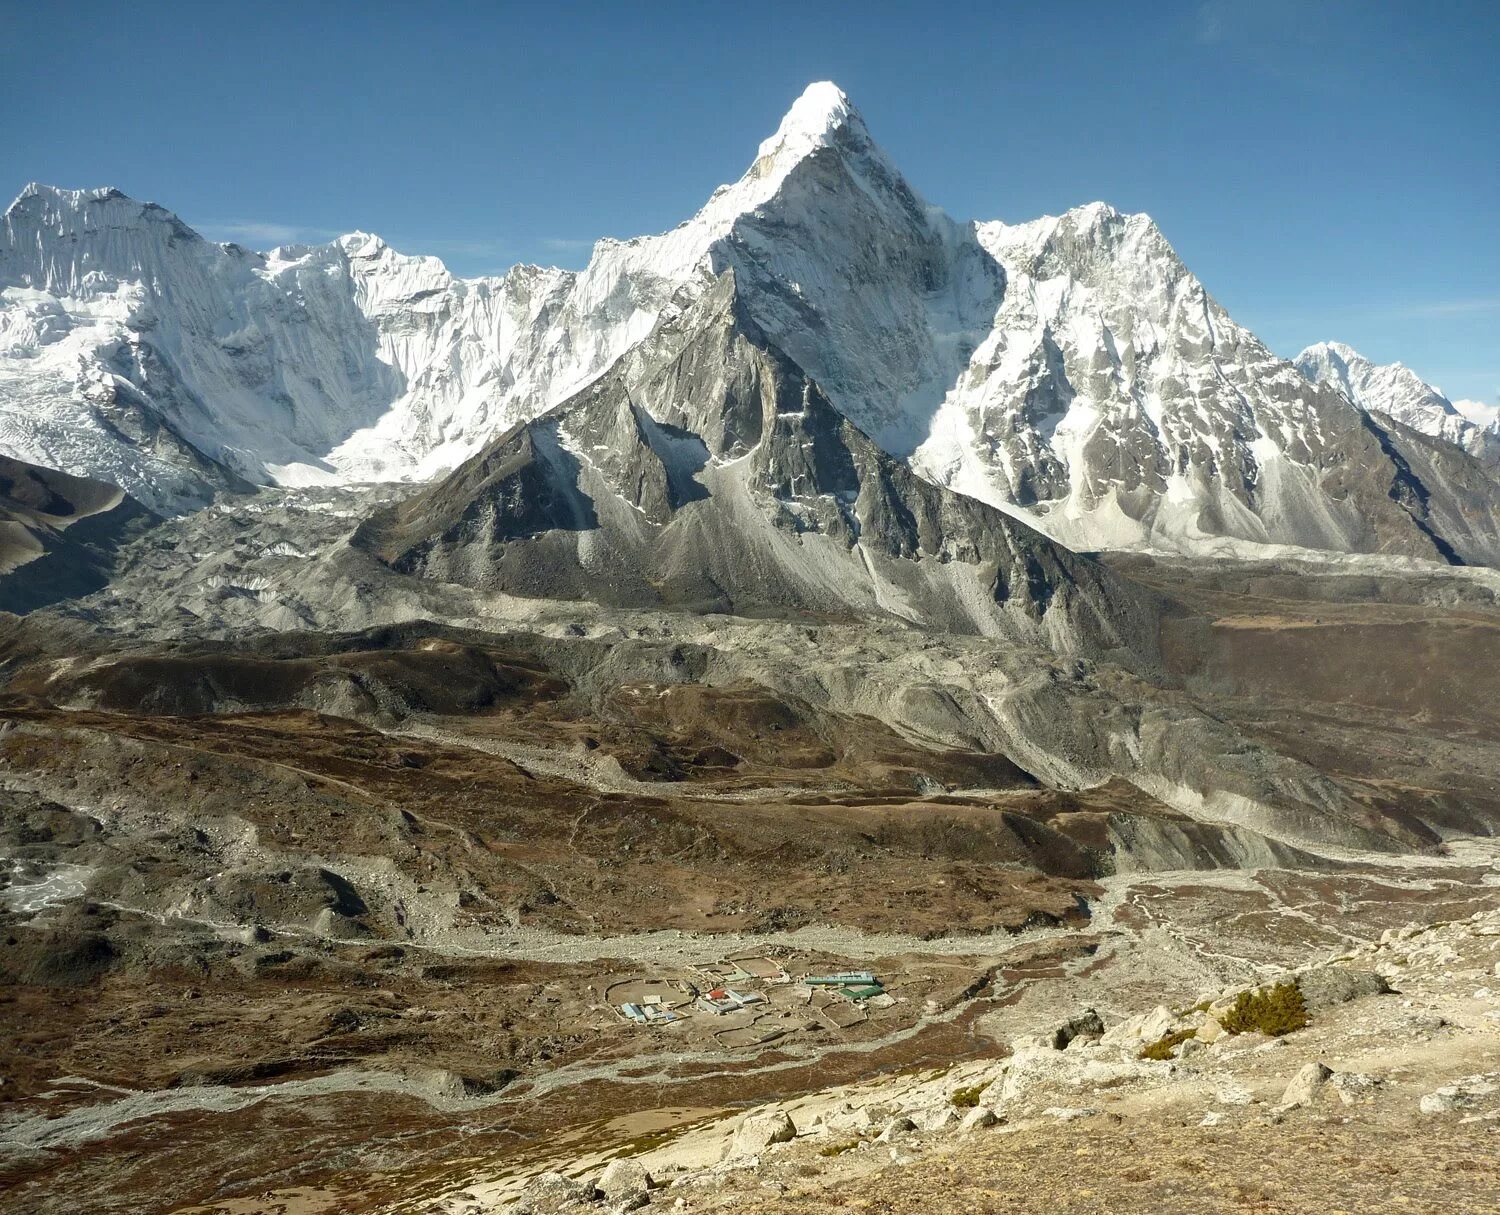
(3, 0, 1496, 402)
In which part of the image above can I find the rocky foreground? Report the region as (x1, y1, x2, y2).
(486, 907, 1500, 1215)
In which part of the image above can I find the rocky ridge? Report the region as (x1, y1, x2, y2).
(0, 454, 156, 613)
(352, 272, 1164, 664)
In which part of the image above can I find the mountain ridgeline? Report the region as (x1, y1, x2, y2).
(3, 82, 1497, 568)
(353, 273, 1165, 665)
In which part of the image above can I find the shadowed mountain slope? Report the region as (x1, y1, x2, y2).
(354, 274, 1166, 668)
(0, 455, 157, 613)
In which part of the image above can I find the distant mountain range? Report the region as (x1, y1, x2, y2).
(2, 82, 1496, 565)
(1295, 340, 1499, 469)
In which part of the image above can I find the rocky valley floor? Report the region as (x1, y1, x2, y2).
(458, 901, 1500, 1215)
(1, 827, 1496, 1213)
(1, 488, 1499, 1213)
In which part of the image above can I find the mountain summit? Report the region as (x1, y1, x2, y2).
(2, 85, 1498, 564)
(1296, 340, 1500, 468)
(752, 81, 863, 171)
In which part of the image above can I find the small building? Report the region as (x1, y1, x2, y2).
(617, 999, 682, 1025)
(804, 971, 877, 987)
(696, 988, 767, 1015)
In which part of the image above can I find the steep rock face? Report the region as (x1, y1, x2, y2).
(0, 187, 400, 506)
(0, 186, 607, 508)
(909, 205, 1496, 563)
(0, 85, 998, 512)
(314, 236, 570, 482)
(355, 274, 1164, 666)
(698, 84, 1005, 452)
(1363, 412, 1500, 566)
(1295, 340, 1500, 469)
(332, 81, 1005, 473)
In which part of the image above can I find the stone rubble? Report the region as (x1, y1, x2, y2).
(494, 908, 1500, 1212)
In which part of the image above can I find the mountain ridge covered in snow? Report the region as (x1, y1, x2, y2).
(1295, 340, 1500, 469)
(2, 83, 1497, 565)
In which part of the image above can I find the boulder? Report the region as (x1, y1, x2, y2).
(1330, 1072, 1384, 1106)
(1420, 1087, 1469, 1114)
(1100, 1004, 1176, 1048)
(597, 1157, 653, 1200)
(875, 1116, 917, 1143)
(959, 1106, 999, 1132)
(1000, 1046, 1083, 1101)
(1278, 1061, 1333, 1109)
(1138, 1005, 1179, 1042)
(1420, 1076, 1497, 1115)
(1295, 968, 1391, 1012)
(1078, 1059, 1159, 1087)
(820, 1104, 876, 1135)
(919, 1107, 959, 1132)
(1051, 1008, 1105, 1050)
(1196, 1017, 1226, 1044)
(515, 1171, 593, 1214)
(728, 1110, 796, 1158)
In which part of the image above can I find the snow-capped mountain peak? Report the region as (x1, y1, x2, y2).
(909, 202, 1500, 562)
(1295, 340, 1498, 467)
(335, 231, 388, 256)
(1295, 340, 1457, 416)
(752, 80, 860, 167)
(6, 181, 126, 221)
(3, 84, 960, 508)
(2, 85, 1497, 565)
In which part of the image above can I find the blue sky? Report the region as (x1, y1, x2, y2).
(3, 0, 1495, 402)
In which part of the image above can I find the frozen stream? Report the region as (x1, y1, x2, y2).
(0, 859, 92, 914)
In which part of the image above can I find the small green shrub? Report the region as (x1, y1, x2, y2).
(1138, 1028, 1197, 1061)
(1219, 982, 1308, 1037)
(950, 1081, 991, 1109)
